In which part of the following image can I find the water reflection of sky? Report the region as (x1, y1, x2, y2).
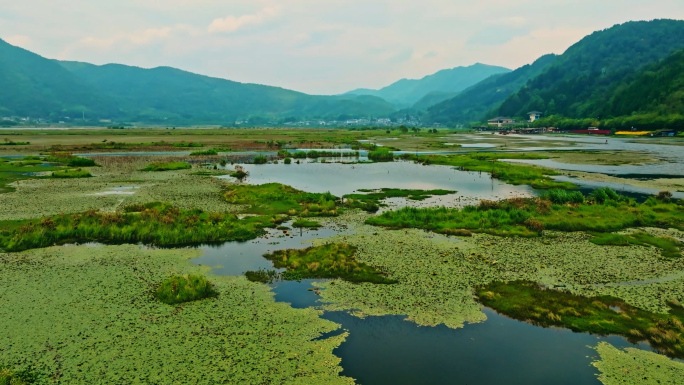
(218, 161, 534, 201)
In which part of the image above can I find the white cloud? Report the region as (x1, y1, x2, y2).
(208, 7, 279, 34)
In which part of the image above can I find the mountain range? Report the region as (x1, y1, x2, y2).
(0, 39, 395, 124)
(497, 19, 684, 121)
(1, 19, 684, 126)
(343, 63, 511, 106)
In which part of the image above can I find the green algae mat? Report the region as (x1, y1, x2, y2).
(0, 245, 353, 384)
(592, 342, 684, 385)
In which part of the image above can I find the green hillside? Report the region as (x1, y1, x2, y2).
(531, 48, 684, 131)
(602, 48, 684, 117)
(426, 54, 557, 124)
(345, 63, 510, 106)
(498, 19, 684, 120)
(59, 62, 395, 123)
(0, 39, 117, 119)
(0, 39, 395, 123)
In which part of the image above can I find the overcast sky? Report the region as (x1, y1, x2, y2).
(1, 0, 683, 95)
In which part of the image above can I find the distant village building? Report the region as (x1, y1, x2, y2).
(487, 117, 514, 128)
(528, 111, 543, 122)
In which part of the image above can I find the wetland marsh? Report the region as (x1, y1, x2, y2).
(1, 128, 683, 384)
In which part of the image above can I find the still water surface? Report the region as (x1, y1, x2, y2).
(193, 226, 655, 385)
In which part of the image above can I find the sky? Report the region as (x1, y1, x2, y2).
(1, 0, 683, 95)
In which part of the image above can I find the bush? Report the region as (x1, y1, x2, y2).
(284, 157, 292, 164)
(67, 157, 98, 167)
(656, 191, 673, 203)
(253, 155, 268, 164)
(155, 275, 218, 305)
(590, 187, 624, 204)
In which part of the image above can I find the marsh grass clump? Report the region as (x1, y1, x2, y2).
(590, 232, 682, 258)
(368, 148, 394, 162)
(0, 202, 272, 252)
(402, 153, 575, 190)
(141, 162, 192, 172)
(262, 244, 397, 284)
(224, 183, 339, 217)
(190, 149, 219, 156)
(66, 157, 97, 167)
(155, 275, 218, 305)
(541, 189, 585, 204)
(292, 219, 321, 228)
(51, 169, 92, 179)
(477, 281, 684, 359)
(367, 189, 684, 237)
(253, 155, 268, 164)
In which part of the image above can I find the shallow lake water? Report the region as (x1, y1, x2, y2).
(218, 160, 535, 203)
(194, 227, 656, 385)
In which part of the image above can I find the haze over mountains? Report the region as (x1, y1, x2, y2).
(1, 19, 684, 126)
(343, 63, 511, 107)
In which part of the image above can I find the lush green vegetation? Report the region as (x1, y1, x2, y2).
(403, 153, 575, 189)
(368, 148, 394, 162)
(51, 169, 92, 179)
(292, 219, 322, 228)
(155, 275, 219, 305)
(498, 20, 684, 120)
(140, 162, 192, 171)
(427, 54, 557, 124)
(253, 244, 397, 284)
(345, 188, 457, 213)
(224, 183, 338, 217)
(477, 281, 684, 359)
(590, 232, 682, 259)
(367, 189, 684, 238)
(0, 202, 272, 252)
